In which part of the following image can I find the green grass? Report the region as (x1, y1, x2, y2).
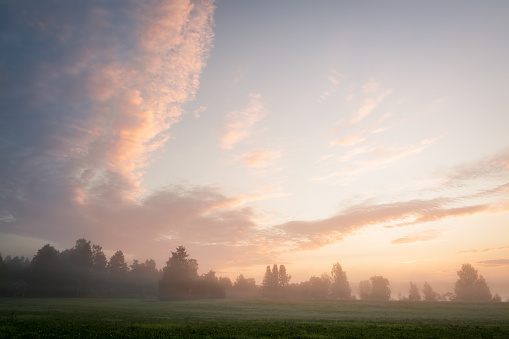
(1, 298, 508, 338)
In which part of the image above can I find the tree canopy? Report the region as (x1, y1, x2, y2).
(330, 263, 351, 300)
(454, 263, 492, 302)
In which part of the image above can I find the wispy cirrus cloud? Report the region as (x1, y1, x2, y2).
(314, 137, 438, 185)
(350, 82, 393, 124)
(319, 69, 341, 102)
(220, 93, 267, 150)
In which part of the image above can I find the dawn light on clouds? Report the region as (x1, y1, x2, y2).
(1, 0, 508, 296)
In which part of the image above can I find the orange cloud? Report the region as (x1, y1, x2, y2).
(221, 93, 267, 150)
(330, 134, 365, 147)
(391, 229, 444, 245)
(476, 259, 509, 267)
(457, 246, 509, 254)
(242, 150, 281, 168)
(351, 88, 393, 124)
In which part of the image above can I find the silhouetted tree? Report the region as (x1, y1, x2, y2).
(261, 264, 292, 298)
(408, 282, 421, 301)
(92, 245, 107, 271)
(129, 259, 159, 296)
(358, 280, 372, 300)
(218, 276, 232, 290)
(159, 246, 198, 300)
(66, 238, 94, 297)
(231, 274, 257, 298)
(3, 255, 29, 296)
(194, 270, 225, 299)
(262, 265, 278, 298)
(70, 239, 93, 268)
(422, 282, 439, 301)
(278, 264, 291, 287)
(108, 250, 128, 275)
(370, 276, 391, 300)
(358, 276, 391, 300)
(454, 263, 492, 302)
(29, 244, 61, 295)
(233, 274, 256, 290)
(330, 263, 351, 300)
(307, 274, 331, 299)
(0, 254, 8, 294)
(492, 293, 502, 303)
(442, 291, 454, 301)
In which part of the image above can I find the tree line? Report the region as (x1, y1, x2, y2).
(0, 240, 504, 302)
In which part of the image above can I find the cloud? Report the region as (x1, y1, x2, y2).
(220, 93, 267, 150)
(194, 106, 207, 118)
(264, 196, 506, 253)
(457, 246, 509, 254)
(314, 138, 438, 184)
(351, 88, 393, 124)
(438, 148, 509, 185)
(0, 1, 217, 255)
(242, 150, 281, 168)
(0, 0, 216, 207)
(391, 229, 444, 245)
(277, 149, 509, 252)
(318, 69, 340, 102)
(476, 259, 509, 267)
(362, 79, 380, 93)
(330, 134, 366, 147)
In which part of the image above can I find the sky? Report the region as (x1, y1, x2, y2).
(1, 0, 509, 296)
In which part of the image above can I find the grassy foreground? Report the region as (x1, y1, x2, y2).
(0, 298, 508, 338)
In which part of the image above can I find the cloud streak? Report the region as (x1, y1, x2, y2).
(220, 93, 267, 150)
(476, 259, 509, 268)
(391, 229, 444, 245)
(314, 138, 438, 185)
(351, 87, 393, 124)
(457, 246, 509, 254)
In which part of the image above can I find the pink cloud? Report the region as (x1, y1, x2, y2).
(242, 150, 281, 168)
(330, 134, 366, 147)
(266, 199, 504, 253)
(351, 88, 393, 124)
(72, 0, 216, 201)
(221, 94, 267, 150)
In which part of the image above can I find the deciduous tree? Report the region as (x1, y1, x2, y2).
(330, 263, 351, 300)
(422, 282, 439, 301)
(454, 263, 492, 302)
(408, 282, 421, 301)
(370, 275, 391, 300)
(358, 280, 372, 300)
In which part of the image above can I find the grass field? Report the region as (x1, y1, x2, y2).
(1, 298, 508, 338)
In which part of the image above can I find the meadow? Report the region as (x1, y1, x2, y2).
(1, 298, 508, 338)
